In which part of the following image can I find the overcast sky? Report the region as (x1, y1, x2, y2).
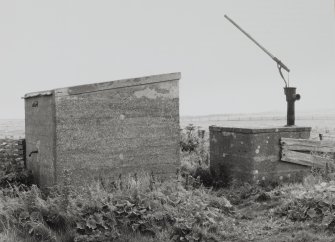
(0, 0, 334, 119)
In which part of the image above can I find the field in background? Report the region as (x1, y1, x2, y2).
(181, 113, 335, 140)
(0, 119, 24, 138)
(1, 113, 335, 139)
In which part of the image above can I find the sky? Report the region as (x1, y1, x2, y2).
(0, 0, 334, 119)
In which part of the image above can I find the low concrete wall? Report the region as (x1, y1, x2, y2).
(0, 139, 26, 174)
(209, 126, 312, 185)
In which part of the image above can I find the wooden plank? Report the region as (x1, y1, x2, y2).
(281, 149, 333, 168)
(281, 138, 335, 153)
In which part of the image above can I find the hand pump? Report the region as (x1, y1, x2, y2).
(224, 15, 300, 126)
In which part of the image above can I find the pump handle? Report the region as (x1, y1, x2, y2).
(224, 15, 290, 73)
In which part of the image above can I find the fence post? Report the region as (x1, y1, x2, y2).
(319, 134, 323, 141)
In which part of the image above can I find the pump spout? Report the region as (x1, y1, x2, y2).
(284, 87, 300, 126)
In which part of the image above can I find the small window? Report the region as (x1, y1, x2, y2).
(32, 101, 38, 107)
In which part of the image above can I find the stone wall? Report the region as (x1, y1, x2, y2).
(0, 139, 26, 174)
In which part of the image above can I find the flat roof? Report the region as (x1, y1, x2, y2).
(209, 126, 312, 134)
(24, 72, 181, 99)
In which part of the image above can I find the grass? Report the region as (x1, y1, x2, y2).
(0, 127, 335, 241)
(2, 168, 335, 241)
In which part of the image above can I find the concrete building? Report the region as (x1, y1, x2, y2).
(209, 126, 312, 184)
(24, 73, 181, 187)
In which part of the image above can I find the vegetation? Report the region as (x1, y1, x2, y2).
(0, 127, 335, 241)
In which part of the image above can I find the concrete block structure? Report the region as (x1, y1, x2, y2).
(24, 73, 181, 187)
(209, 126, 312, 184)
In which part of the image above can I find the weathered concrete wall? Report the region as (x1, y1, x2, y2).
(25, 73, 180, 187)
(210, 126, 311, 184)
(25, 93, 57, 187)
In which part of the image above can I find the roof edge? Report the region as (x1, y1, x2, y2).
(23, 91, 53, 99)
(209, 125, 312, 134)
(24, 72, 181, 98)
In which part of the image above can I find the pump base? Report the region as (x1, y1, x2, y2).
(209, 126, 312, 185)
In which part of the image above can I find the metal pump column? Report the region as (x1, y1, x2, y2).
(284, 87, 300, 126)
(224, 14, 301, 126)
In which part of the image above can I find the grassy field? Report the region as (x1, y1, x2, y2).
(2, 113, 335, 139)
(181, 114, 335, 140)
(2, 168, 335, 242)
(0, 119, 24, 139)
(0, 115, 334, 241)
